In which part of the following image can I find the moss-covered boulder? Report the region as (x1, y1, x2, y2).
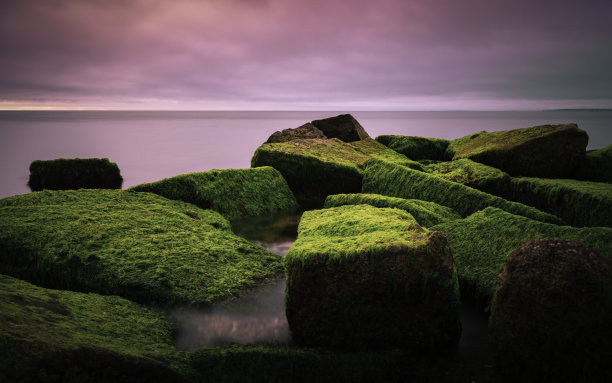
(0, 189, 283, 306)
(251, 138, 421, 207)
(376, 135, 449, 160)
(129, 167, 298, 221)
(284, 205, 461, 352)
(28, 158, 123, 191)
(489, 239, 612, 383)
(0, 274, 193, 382)
(422, 159, 511, 191)
(323, 193, 460, 227)
(266, 123, 327, 143)
(445, 124, 588, 178)
(431, 207, 612, 305)
(362, 159, 562, 224)
(485, 177, 612, 228)
(574, 144, 612, 183)
(311, 114, 370, 142)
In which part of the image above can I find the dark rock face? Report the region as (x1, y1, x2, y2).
(574, 144, 612, 183)
(311, 114, 370, 142)
(265, 123, 327, 143)
(28, 158, 123, 191)
(489, 238, 612, 383)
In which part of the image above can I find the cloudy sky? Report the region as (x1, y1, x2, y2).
(1, 0, 611, 110)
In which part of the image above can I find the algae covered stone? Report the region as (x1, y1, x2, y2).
(445, 124, 588, 178)
(574, 144, 612, 183)
(489, 239, 612, 383)
(311, 114, 370, 142)
(28, 158, 123, 191)
(324, 193, 460, 227)
(376, 135, 449, 160)
(129, 167, 298, 221)
(0, 189, 283, 306)
(0, 274, 192, 382)
(431, 207, 612, 305)
(423, 158, 511, 191)
(284, 204, 461, 352)
(266, 123, 327, 143)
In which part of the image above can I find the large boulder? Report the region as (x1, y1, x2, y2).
(376, 135, 449, 160)
(0, 274, 192, 382)
(0, 189, 283, 306)
(431, 207, 612, 306)
(422, 158, 511, 191)
(129, 167, 298, 221)
(284, 204, 461, 352)
(265, 123, 327, 143)
(445, 124, 588, 178)
(489, 239, 612, 382)
(574, 144, 612, 183)
(28, 158, 123, 191)
(311, 114, 370, 142)
(323, 193, 461, 228)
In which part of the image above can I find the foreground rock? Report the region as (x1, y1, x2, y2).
(129, 167, 298, 221)
(574, 144, 612, 183)
(285, 204, 461, 352)
(431, 207, 612, 305)
(376, 135, 449, 160)
(489, 239, 612, 383)
(363, 159, 562, 224)
(311, 114, 370, 142)
(266, 123, 327, 143)
(0, 190, 283, 306)
(0, 274, 193, 382)
(445, 124, 588, 178)
(323, 193, 461, 227)
(28, 158, 123, 191)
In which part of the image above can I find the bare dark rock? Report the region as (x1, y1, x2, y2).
(311, 114, 370, 142)
(265, 123, 327, 143)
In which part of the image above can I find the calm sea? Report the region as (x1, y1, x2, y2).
(1, 110, 611, 199)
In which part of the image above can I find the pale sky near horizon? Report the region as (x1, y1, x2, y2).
(1, 0, 611, 111)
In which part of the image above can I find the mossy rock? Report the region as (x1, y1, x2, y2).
(484, 177, 612, 228)
(285, 205, 461, 352)
(422, 159, 511, 191)
(489, 239, 612, 382)
(250, 138, 421, 207)
(311, 114, 370, 142)
(324, 193, 460, 228)
(376, 135, 449, 160)
(431, 207, 612, 306)
(445, 124, 588, 178)
(266, 122, 327, 143)
(129, 167, 298, 221)
(362, 159, 562, 224)
(574, 144, 612, 183)
(0, 274, 193, 382)
(0, 189, 283, 306)
(28, 158, 123, 191)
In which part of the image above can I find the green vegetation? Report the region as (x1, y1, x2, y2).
(362, 159, 563, 224)
(0, 274, 193, 382)
(423, 159, 511, 191)
(129, 167, 298, 221)
(376, 135, 449, 160)
(431, 207, 612, 305)
(574, 144, 612, 183)
(488, 177, 612, 228)
(285, 205, 460, 351)
(28, 158, 123, 191)
(445, 124, 588, 178)
(250, 138, 420, 207)
(0, 189, 283, 306)
(323, 193, 460, 227)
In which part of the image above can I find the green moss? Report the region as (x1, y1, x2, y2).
(486, 177, 612, 228)
(376, 135, 449, 160)
(128, 167, 297, 222)
(285, 205, 460, 351)
(28, 158, 123, 191)
(323, 193, 460, 227)
(574, 144, 612, 183)
(362, 159, 563, 224)
(0, 274, 193, 382)
(431, 207, 612, 305)
(423, 159, 511, 191)
(0, 189, 283, 306)
(445, 124, 588, 178)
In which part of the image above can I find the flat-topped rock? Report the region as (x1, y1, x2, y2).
(285, 204, 461, 352)
(266, 123, 327, 143)
(28, 158, 123, 191)
(376, 135, 449, 160)
(574, 144, 612, 183)
(445, 124, 588, 178)
(311, 114, 370, 142)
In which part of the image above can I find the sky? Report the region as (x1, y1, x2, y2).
(1, 0, 611, 111)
